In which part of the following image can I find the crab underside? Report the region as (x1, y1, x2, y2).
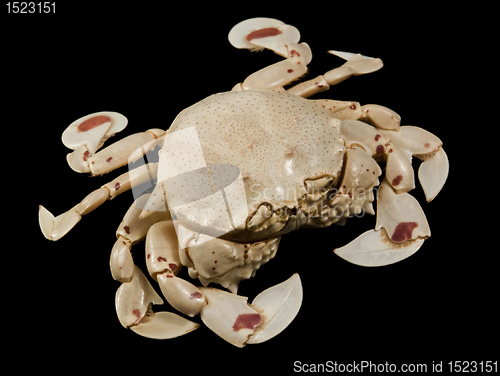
(39, 17, 448, 347)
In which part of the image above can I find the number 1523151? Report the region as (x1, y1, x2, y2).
(6, 2, 55, 13)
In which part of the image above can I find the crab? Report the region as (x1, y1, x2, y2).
(38, 17, 448, 347)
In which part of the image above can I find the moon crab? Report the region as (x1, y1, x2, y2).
(38, 18, 448, 347)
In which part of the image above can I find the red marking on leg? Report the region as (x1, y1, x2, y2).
(158, 256, 167, 262)
(132, 309, 142, 324)
(78, 115, 111, 132)
(349, 104, 357, 110)
(290, 50, 300, 57)
(124, 226, 130, 234)
(168, 263, 177, 271)
(190, 292, 203, 300)
(246, 27, 282, 42)
(232, 313, 262, 332)
(287, 69, 294, 73)
(115, 182, 120, 190)
(166, 274, 173, 278)
(83, 150, 90, 161)
(424, 143, 430, 148)
(391, 222, 418, 243)
(392, 175, 403, 186)
(106, 157, 113, 163)
(375, 134, 381, 141)
(376, 145, 385, 154)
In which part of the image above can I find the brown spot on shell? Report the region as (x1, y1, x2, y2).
(78, 115, 111, 132)
(232, 313, 262, 332)
(190, 292, 203, 300)
(132, 309, 142, 324)
(392, 175, 404, 186)
(391, 222, 418, 243)
(246, 27, 282, 42)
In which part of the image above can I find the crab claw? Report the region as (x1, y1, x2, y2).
(334, 180, 430, 267)
(247, 273, 302, 344)
(199, 287, 262, 348)
(228, 17, 300, 58)
(62, 111, 127, 173)
(334, 229, 425, 266)
(116, 266, 198, 339)
(385, 126, 448, 201)
(375, 180, 430, 243)
(199, 274, 302, 347)
(130, 311, 199, 340)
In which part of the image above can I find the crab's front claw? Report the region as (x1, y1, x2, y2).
(375, 180, 430, 242)
(200, 274, 302, 347)
(199, 287, 261, 348)
(334, 180, 430, 266)
(247, 273, 302, 344)
(386, 126, 448, 201)
(116, 266, 199, 339)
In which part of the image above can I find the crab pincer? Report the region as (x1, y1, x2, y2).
(200, 274, 302, 347)
(387, 126, 448, 202)
(335, 180, 430, 266)
(115, 266, 199, 339)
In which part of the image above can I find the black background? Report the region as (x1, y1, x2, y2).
(4, 2, 496, 373)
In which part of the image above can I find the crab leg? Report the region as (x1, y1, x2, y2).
(110, 193, 170, 282)
(288, 51, 383, 98)
(145, 221, 207, 317)
(39, 163, 158, 241)
(112, 203, 197, 340)
(234, 42, 311, 91)
(228, 17, 312, 91)
(61, 111, 165, 175)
